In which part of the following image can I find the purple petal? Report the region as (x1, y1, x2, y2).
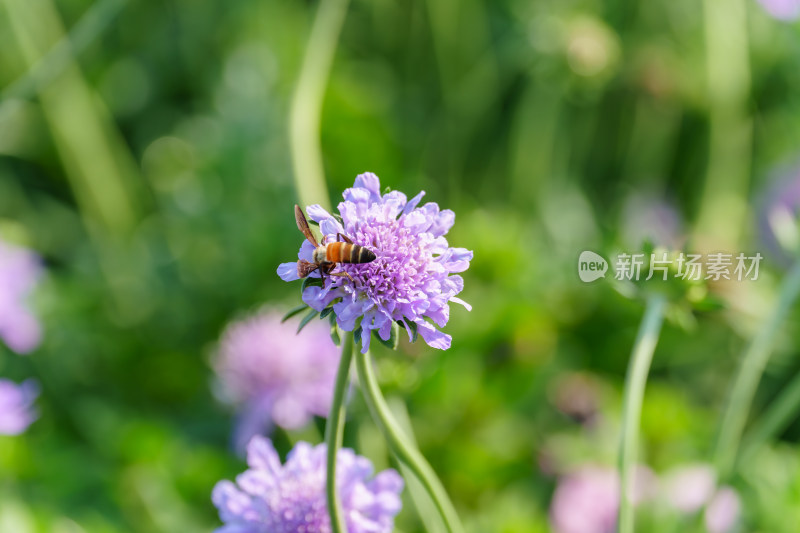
(359, 326, 373, 353)
(430, 208, 455, 237)
(353, 172, 382, 199)
(382, 191, 408, 218)
(450, 296, 472, 311)
(415, 321, 451, 350)
(402, 191, 426, 216)
(0, 379, 38, 435)
(370, 469, 405, 493)
(442, 248, 473, 273)
(320, 217, 345, 237)
(246, 435, 283, 476)
(426, 304, 450, 328)
(401, 210, 429, 232)
(299, 241, 316, 262)
(211, 481, 253, 522)
(302, 285, 339, 312)
(306, 204, 332, 223)
(233, 397, 275, 455)
(277, 262, 300, 282)
(342, 186, 372, 208)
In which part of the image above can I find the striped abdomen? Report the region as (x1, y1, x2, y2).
(325, 242, 376, 264)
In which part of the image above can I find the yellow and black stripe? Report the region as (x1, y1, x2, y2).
(326, 242, 377, 264)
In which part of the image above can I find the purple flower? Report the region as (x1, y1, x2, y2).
(212, 436, 404, 533)
(758, 167, 800, 266)
(549, 465, 655, 533)
(704, 486, 741, 533)
(662, 463, 717, 513)
(550, 466, 619, 533)
(0, 240, 43, 354)
(0, 379, 39, 435)
(214, 310, 340, 451)
(757, 0, 800, 20)
(620, 192, 684, 250)
(277, 172, 472, 353)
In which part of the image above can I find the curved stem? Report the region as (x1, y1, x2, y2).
(618, 293, 667, 533)
(289, 0, 349, 211)
(355, 349, 464, 533)
(325, 330, 354, 533)
(714, 259, 800, 478)
(740, 368, 800, 465)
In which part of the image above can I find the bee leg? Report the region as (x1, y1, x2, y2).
(329, 271, 355, 283)
(320, 263, 334, 287)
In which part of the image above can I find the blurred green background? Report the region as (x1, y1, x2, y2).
(1, 0, 800, 531)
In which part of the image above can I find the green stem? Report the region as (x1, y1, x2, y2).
(325, 330, 354, 533)
(1, 0, 127, 102)
(355, 349, 464, 533)
(695, 0, 751, 250)
(618, 293, 667, 533)
(289, 0, 349, 211)
(740, 368, 800, 465)
(714, 259, 800, 478)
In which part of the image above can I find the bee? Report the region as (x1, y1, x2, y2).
(294, 204, 376, 282)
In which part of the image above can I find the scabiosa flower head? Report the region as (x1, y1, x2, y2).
(0, 240, 43, 354)
(277, 172, 472, 353)
(214, 310, 340, 451)
(212, 436, 404, 533)
(757, 0, 800, 20)
(0, 379, 39, 435)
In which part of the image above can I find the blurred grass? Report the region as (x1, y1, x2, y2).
(0, 0, 800, 531)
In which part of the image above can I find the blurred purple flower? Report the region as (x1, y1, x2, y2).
(704, 486, 741, 533)
(758, 168, 800, 266)
(620, 192, 684, 250)
(277, 172, 472, 353)
(550, 466, 619, 533)
(757, 0, 800, 20)
(0, 240, 43, 354)
(550, 465, 656, 533)
(662, 463, 717, 513)
(212, 436, 403, 533)
(0, 379, 38, 435)
(214, 310, 339, 451)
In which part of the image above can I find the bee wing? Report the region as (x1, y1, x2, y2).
(297, 260, 319, 278)
(294, 205, 319, 247)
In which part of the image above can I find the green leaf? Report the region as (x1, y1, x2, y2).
(281, 304, 309, 323)
(301, 276, 323, 293)
(297, 309, 319, 334)
(406, 321, 419, 343)
(373, 322, 400, 350)
(308, 219, 319, 226)
(330, 324, 340, 346)
(353, 326, 363, 346)
(320, 306, 334, 319)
